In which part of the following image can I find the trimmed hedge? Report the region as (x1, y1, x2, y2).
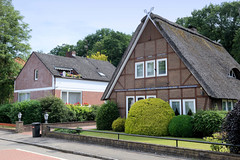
(112, 117, 125, 132)
(168, 115, 193, 137)
(125, 98, 174, 136)
(96, 101, 119, 130)
(193, 110, 225, 137)
(8, 100, 42, 124)
(0, 103, 12, 123)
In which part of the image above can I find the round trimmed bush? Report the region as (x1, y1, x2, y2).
(112, 117, 125, 132)
(193, 110, 223, 137)
(125, 98, 174, 136)
(96, 101, 119, 130)
(168, 115, 193, 137)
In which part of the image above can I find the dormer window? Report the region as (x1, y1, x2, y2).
(228, 68, 240, 80)
(54, 67, 81, 79)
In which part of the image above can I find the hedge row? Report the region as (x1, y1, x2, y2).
(0, 97, 100, 124)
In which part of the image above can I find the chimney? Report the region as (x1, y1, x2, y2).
(66, 51, 76, 57)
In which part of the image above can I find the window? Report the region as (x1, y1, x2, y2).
(18, 93, 30, 102)
(62, 91, 82, 104)
(136, 96, 145, 101)
(222, 100, 234, 111)
(146, 95, 156, 99)
(183, 99, 196, 115)
(157, 58, 167, 76)
(126, 96, 135, 117)
(98, 72, 106, 77)
(228, 70, 236, 78)
(135, 62, 144, 78)
(34, 69, 38, 80)
(170, 100, 181, 115)
(146, 60, 155, 77)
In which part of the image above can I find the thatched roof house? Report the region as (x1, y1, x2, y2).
(102, 13, 240, 117)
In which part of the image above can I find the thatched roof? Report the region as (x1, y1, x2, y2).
(34, 52, 115, 82)
(102, 13, 240, 100)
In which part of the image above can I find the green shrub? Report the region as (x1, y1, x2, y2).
(193, 110, 223, 137)
(168, 115, 193, 137)
(40, 96, 69, 123)
(204, 132, 229, 152)
(125, 98, 174, 136)
(8, 100, 42, 124)
(54, 127, 82, 134)
(112, 117, 125, 132)
(96, 101, 119, 130)
(222, 101, 240, 154)
(90, 105, 100, 120)
(0, 104, 12, 123)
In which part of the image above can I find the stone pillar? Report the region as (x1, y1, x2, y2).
(16, 121, 24, 133)
(42, 123, 50, 136)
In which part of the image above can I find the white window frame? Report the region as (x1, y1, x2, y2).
(169, 99, 182, 115)
(145, 60, 155, 77)
(18, 92, 30, 102)
(34, 69, 38, 80)
(183, 99, 196, 115)
(136, 96, 145, 101)
(146, 95, 156, 99)
(222, 99, 234, 111)
(135, 62, 144, 79)
(61, 91, 82, 105)
(126, 96, 135, 117)
(157, 58, 167, 76)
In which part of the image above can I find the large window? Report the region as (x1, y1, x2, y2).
(126, 96, 135, 117)
(146, 60, 155, 77)
(183, 99, 196, 115)
(222, 100, 235, 111)
(18, 93, 30, 102)
(157, 58, 167, 76)
(62, 91, 82, 104)
(170, 99, 181, 115)
(135, 62, 144, 78)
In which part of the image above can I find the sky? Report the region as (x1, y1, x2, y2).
(12, 0, 236, 53)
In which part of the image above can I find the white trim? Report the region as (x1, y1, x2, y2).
(136, 96, 145, 101)
(34, 69, 38, 80)
(135, 62, 144, 79)
(105, 15, 151, 99)
(146, 95, 156, 99)
(183, 99, 196, 115)
(169, 99, 182, 115)
(157, 58, 167, 76)
(145, 60, 155, 77)
(14, 87, 54, 93)
(126, 96, 135, 117)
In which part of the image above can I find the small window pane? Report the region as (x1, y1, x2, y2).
(69, 92, 81, 104)
(19, 93, 30, 102)
(185, 101, 194, 115)
(136, 63, 143, 77)
(146, 61, 155, 77)
(158, 60, 166, 75)
(172, 101, 180, 115)
(62, 92, 67, 104)
(227, 101, 232, 111)
(222, 101, 227, 111)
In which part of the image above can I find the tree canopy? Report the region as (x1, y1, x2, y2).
(49, 28, 131, 66)
(0, 0, 31, 104)
(176, 1, 240, 63)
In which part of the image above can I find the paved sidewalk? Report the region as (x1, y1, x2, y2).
(0, 130, 188, 160)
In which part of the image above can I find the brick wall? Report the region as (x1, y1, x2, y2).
(82, 91, 105, 105)
(45, 131, 240, 160)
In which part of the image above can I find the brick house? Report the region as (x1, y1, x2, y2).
(102, 13, 240, 117)
(14, 51, 116, 105)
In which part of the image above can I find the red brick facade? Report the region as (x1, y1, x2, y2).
(82, 91, 105, 105)
(109, 21, 213, 117)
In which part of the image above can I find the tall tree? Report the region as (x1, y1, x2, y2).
(176, 1, 240, 63)
(0, 0, 31, 104)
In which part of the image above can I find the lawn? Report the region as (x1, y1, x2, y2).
(80, 130, 212, 151)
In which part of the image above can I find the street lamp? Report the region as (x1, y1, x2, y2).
(44, 112, 49, 124)
(18, 112, 22, 122)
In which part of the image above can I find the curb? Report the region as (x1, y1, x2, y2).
(0, 137, 117, 160)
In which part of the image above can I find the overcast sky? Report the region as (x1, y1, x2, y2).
(12, 0, 236, 53)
